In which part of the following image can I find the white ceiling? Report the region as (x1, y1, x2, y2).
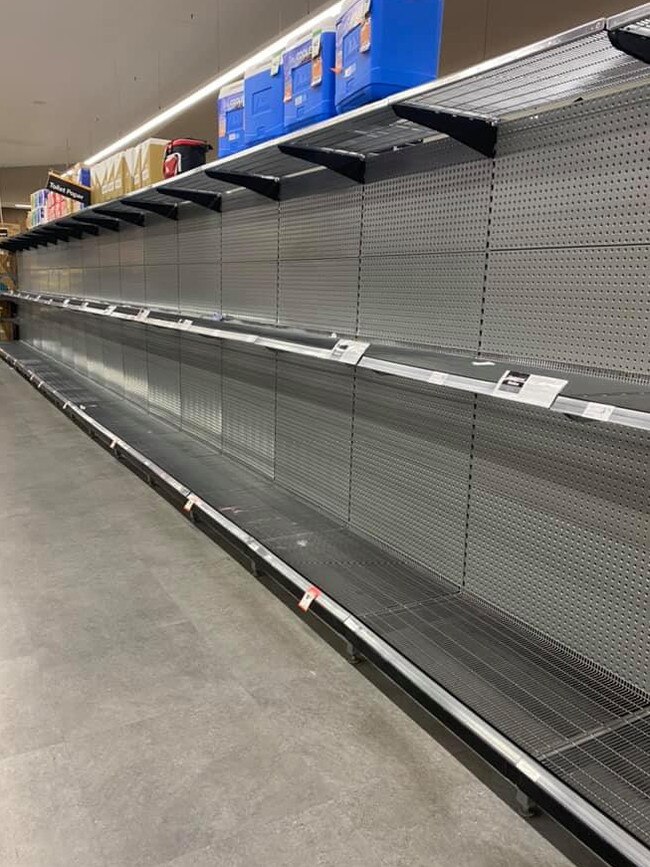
(0, 0, 327, 168)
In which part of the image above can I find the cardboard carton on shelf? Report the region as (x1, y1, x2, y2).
(137, 138, 168, 189)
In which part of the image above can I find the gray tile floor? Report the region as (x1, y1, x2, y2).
(0, 360, 604, 867)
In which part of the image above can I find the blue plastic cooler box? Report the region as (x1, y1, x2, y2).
(217, 81, 246, 158)
(283, 24, 337, 132)
(335, 0, 444, 114)
(244, 57, 285, 148)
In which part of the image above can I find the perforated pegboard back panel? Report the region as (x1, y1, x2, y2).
(81, 234, 100, 270)
(146, 326, 181, 426)
(491, 89, 650, 251)
(178, 262, 220, 315)
(359, 143, 491, 352)
(119, 265, 146, 306)
(98, 231, 121, 269)
(119, 224, 144, 267)
(483, 247, 650, 379)
(222, 261, 277, 323)
(278, 258, 359, 334)
(465, 396, 650, 692)
(145, 263, 179, 311)
(83, 315, 104, 383)
(483, 87, 650, 378)
(363, 149, 492, 256)
(99, 267, 121, 303)
(221, 192, 279, 262)
(101, 318, 125, 397)
(144, 214, 178, 265)
(276, 357, 354, 521)
(359, 253, 484, 351)
(280, 178, 362, 260)
(180, 333, 222, 449)
(177, 205, 221, 264)
(350, 370, 474, 583)
(122, 321, 149, 407)
(222, 345, 275, 477)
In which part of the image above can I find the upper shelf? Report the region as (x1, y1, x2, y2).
(8, 288, 650, 433)
(3, 3, 650, 251)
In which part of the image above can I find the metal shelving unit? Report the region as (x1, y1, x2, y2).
(9, 289, 650, 431)
(2, 339, 650, 867)
(4, 6, 650, 866)
(3, 4, 650, 252)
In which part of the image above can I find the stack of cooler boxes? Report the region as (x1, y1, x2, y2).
(217, 0, 443, 157)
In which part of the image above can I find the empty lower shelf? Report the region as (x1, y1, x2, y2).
(3, 339, 650, 864)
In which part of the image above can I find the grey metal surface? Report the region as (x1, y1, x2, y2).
(358, 253, 484, 351)
(222, 260, 277, 323)
(146, 326, 181, 426)
(350, 370, 474, 584)
(178, 262, 220, 315)
(275, 356, 354, 521)
(121, 321, 149, 407)
(482, 247, 650, 379)
(101, 318, 125, 397)
(7, 339, 650, 864)
(119, 265, 146, 305)
(221, 193, 278, 262)
(119, 223, 145, 267)
(222, 344, 275, 477)
(177, 204, 221, 264)
(180, 332, 222, 449)
(145, 263, 179, 311)
(278, 258, 358, 334)
(490, 89, 650, 250)
(98, 266, 121, 303)
(144, 214, 178, 266)
(465, 396, 650, 692)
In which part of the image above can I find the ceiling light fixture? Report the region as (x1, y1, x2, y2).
(84, 2, 342, 166)
(13, 204, 31, 210)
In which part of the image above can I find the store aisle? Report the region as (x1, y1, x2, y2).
(0, 360, 599, 867)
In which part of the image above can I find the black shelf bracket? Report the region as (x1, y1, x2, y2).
(204, 169, 280, 200)
(608, 27, 650, 64)
(71, 214, 120, 232)
(33, 228, 69, 243)
(278, 144, 367, 184)
(160, 188, 222, 211)
(121, 200, 178, 220)
(392, 104, 498, 158)
(54, 222, 85, 240)
(94, 208, 145, 227)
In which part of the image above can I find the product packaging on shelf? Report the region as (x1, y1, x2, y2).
(335, 0, 444, 113)
(217, 80, 246, 157)
(283, 22, 337, 132)
(244, 56, 285, 147)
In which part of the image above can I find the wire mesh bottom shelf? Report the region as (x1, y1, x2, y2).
(4, 340, 650, 853)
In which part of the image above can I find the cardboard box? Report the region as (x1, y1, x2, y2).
(138, 138, 168, 189)
(91, 160, 108, 204)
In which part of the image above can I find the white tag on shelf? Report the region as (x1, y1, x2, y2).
(183, 494, 199, 514)
(109, 439, 118, 451)
(298, 586, 321, 612)
(331, 340, 369, 365)
(63, 298, 70, 306)
(495, 371, 567, 409)
(179, 319, 193, 331)
(428, 371, 448, 386)
(136, 309, 149, 322)
(582, 402, 615, 422)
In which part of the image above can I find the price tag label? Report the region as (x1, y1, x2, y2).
(136, 309, 149, 322)
(331, 340, 369, 365)
(183, 494, 199, 513)
(582, 402, 615, 422)
(298, 586, 321, 612)
(179, 319, 193, 331)
(495, 371, 567, 409)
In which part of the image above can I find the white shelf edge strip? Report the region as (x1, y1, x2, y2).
(10, 291, 650, 431)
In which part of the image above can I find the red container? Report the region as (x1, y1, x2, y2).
(163, 139, 213, 178)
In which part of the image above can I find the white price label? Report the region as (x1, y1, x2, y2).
(495, 371, 567, 409)
(582, 402, 615, 422)
(183, 494, 199, 513)
(136, 309, 149, 322)
(298, 586, 321, 612)
(179, 319, 193, 331)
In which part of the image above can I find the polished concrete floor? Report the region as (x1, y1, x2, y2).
(0, 359, 604, 867)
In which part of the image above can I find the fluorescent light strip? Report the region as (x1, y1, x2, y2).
(85, 2, 342, 166)
(13, 204, 31, 210)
